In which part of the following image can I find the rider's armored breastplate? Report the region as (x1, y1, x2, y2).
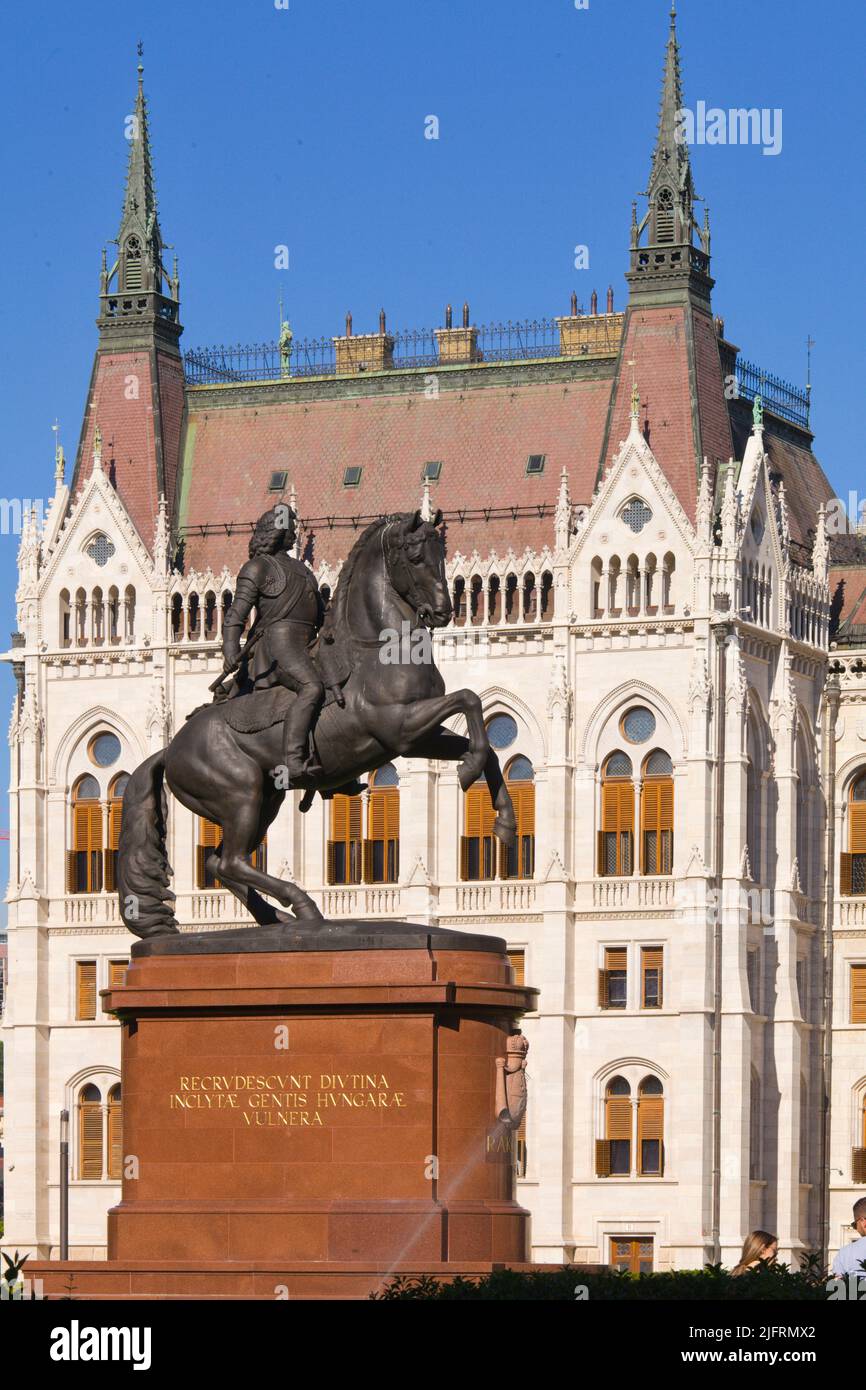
(257, 555, 320, 626)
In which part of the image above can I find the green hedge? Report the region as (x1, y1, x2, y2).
(372, 1260, 830, 1301)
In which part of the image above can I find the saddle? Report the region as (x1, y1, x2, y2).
(218, 629, 351, 735)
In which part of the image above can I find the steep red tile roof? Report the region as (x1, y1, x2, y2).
(177, 368, 615, 572)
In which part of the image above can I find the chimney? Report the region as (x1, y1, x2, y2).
(435, 299, 481, 365)
(334, 310, 394, 374)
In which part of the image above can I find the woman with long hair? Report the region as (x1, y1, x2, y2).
(732, 1230, 778, 1276)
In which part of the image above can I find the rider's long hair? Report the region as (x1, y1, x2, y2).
(249, 506, 295, 558)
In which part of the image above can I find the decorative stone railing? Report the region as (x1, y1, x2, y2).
(590, 878, 678, 910)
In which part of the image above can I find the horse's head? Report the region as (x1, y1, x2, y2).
(384, 510, 452, 628)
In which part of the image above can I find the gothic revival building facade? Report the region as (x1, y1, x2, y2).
(3, 14, 866, 1272)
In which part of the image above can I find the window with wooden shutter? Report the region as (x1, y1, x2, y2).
(78, 1084, 103, 1179)
(327, 794, 362, 885)
(69, 783, 103, 895)
(604, 1077, 632, 1175)
(104, 796, 123, 892)
(196, 818, 222, 889)
(599, 947, 627, 1010)
(109, 960, 128, 988)
(600, 755, 634, 877)
(853, 1144, 866, 1184)
(846, 775, 866, 895)
(852, 965, 866, 1025)
(502, 757, 535, 880)
(641, 758, 674, 876)
(107, 1084, 122, 1179)
(365, 767, 400, 884)
(461, 783, 497, 881)
(76, 960, 97, 1020)
(641, 947, 664, 1009)
(508, 950, 525, 987)
(637, 1077, 665, 1175)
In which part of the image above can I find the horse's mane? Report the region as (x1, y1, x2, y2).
(330, 514, 403, 636)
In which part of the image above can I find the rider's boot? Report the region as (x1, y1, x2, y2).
(281, 684, 323, 785)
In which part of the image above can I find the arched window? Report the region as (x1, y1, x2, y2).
(365, 764, 400, 884)
(104, 773, 129, 893)
(656, 186, 675, 242)
(505, 573, 519, 624)
(637, 1076, 665, 1176)
(203, 591, 218, 641)
(107, 1083, 123, 1180)
(124, 235, 143, 290)
(171, 592, 183, 640)
(540, 571, 554, 620)
(452, 576, 466, 627)
(503, 756, 535, 880)
(597, 1077, 631, 1177)
(590, 557, 603, 617)
(67, 775, 103, 895)
(841, 773, 866, 897)
(327, 794, 362, 885)
(92, 586, 104, 646)
(188, 592, 201, 641)
(124, 585, 136, 642)
(107, 585, 120, 643)
(78, 1083, 103, 1179)
(59, 588, 71, 648)
(856, 1094, 866, 1183)
(196, 817, 266, 889)
(641, 750, 674, 876)
(598, 752, 634, 878)
(662, 552, 676, 611)
(75, 588, 87, 645)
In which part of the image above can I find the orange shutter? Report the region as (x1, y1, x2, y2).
(850, 804, 866, 853)
(109, 960, 128, 988)
(108, 1095, 122, 1179)
(853, 1148, 866, 1184)
(638, 1095, 665, 1175)
(852, 965, 866, 1025)
(602, 781, 634, 875)
(329, 795, 362, 884)
(508, 950, 525, 986)
(65, 850, 77, 893)
(595, 1140, 612, 1178)
(841, 853, 854, 897)
(598, 968, 609, 1007)
(76, 961, 97, 1020)
(463, 785, 496, 881)
(79, 1102, 103, 1179)
(606, 1097, 632, 1142)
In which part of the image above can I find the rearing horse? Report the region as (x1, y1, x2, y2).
(117, 510, 517, 938)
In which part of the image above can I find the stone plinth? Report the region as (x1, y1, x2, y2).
(31, 927, 537, 1299)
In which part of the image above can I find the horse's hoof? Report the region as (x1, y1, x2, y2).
(493, 816, 517, 848)
(457, 757, 485, 791)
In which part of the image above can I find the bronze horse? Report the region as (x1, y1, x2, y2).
(117, 511, 517, 938)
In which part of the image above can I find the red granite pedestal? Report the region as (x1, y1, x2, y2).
(32, 935, 538, 1299)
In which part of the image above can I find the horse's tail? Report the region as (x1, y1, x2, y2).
(116, 749, 179, 938)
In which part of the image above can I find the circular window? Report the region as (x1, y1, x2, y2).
(90, 733, 121, 767)
(622, 707, 656, 744)
(506, 755, 534, 783)
(487, 715, 518, 750)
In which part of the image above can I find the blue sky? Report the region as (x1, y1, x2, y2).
(0, 0, 863, 916)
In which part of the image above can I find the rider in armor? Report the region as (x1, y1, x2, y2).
(220, 505, 341, 784)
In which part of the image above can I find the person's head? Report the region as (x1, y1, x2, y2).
(738, 1230, 778, 1267)
(249, 505, 296, 559)
(851, 1198, 866, 1238)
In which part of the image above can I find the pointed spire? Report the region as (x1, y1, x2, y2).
(813, 503, 829, 580)
(628, 5, 712, 307)
(555, 466, 572, 549)
(98, 51, 181, 345)
(721, 461, 738, 546)
(696, 457, 714, 539)
(778, 480, 790, 557)
(153, 492, 169, 574)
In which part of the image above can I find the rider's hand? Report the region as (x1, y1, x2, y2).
(223, 643, 241, 670)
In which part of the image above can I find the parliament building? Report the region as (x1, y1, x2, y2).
(3, 11, 866, 1274)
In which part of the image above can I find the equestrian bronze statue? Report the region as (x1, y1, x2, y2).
(117, 507, 517, 938)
